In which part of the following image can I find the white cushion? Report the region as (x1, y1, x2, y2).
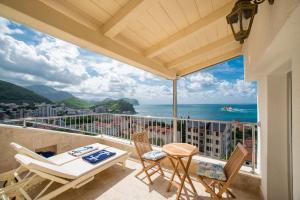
(142, 150, 166, 161)
(10, 142, 53, 164)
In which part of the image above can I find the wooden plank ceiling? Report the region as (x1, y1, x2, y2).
(0, 0, 241, 79)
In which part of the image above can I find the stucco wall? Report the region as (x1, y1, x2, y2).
(244, 3, 300, 199)
(267, 69, 289, 200)
(243, 0, 300, 79)
(257, 77, 268, 198)
(292, 56, 300, 200)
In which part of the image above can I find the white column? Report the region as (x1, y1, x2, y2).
(173, 79, 178, 142)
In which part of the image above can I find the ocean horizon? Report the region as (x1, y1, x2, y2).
(134, 104, 257, 123)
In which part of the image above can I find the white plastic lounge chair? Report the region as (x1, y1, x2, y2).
(9, 146, 128, 200)
(1, 143, 128, 200)
(10, 142, 108, 165)
(2, 143, 107, 188)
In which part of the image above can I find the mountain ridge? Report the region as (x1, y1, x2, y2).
(0, 80, 52, 104)
(26, 85, 74, 102)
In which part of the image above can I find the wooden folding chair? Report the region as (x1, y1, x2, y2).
(197, 143, 248, 199)
(132, 132, 166, 184)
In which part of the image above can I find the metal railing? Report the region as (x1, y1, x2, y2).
(3, 113, 257, 172)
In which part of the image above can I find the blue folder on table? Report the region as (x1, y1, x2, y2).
(82, 149, 116, 164)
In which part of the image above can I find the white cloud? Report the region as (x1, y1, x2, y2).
(0, 17, 257, 104)
(178, 72, 256, 104)
(0, 18, 23, 36)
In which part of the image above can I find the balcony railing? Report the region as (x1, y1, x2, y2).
(3, 113, 257, 172)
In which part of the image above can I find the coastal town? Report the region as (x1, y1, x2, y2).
(0, 102, 91, 120)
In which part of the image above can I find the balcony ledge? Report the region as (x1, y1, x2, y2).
(0, 124, 262, 196)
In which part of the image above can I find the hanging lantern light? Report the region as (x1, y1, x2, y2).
(226, 0, 274, 44)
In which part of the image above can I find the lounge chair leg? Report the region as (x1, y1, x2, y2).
(122, 161, 126, 170)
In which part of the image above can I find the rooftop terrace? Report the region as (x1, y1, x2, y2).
(53, 158, 261, 200)
(0, 123, 261, 199)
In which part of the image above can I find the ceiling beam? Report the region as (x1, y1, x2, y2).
(177, 48, 242, 77)
(0, 0, 176, 79)
(102, 0, 157, 38)
(167, 35, 236, 69)
(39, 0, 101, 31)
(144, 1, 235, 58)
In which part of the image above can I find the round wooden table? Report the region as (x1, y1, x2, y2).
(163, 143, 198, 200)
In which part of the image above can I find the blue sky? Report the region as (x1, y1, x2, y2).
(0, 17, 257, 104)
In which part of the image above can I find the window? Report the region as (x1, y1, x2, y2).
(200, 146, 204, 152)
(193, 136, 198, 140)
(188, 135, 191, 139)
(188, 142, 191, 144)
(216, 132, 219, 137)
(206, 146, 211, 151)
(200, 140, 204, 144)
(216, 140, 219, 145)
(215, 149, 219, 153)
(200, 132, 204, 137)
(206, 139, 211, 143)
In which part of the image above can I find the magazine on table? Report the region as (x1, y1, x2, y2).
(68, 145, 98, 157)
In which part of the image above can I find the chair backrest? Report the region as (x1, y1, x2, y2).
(224, 143, 248, 181)
(15, 154, 77, 180)
(132, 132, 152, 159)
(10, 142, 54, 164)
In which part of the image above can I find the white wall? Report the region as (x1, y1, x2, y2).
(243, 1, 300, 199)
(292, 56, 300, 200)
(256, 77, 268, 197)
(267, 66, 290, 200)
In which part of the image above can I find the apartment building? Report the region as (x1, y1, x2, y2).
(186, 121, 232, 159)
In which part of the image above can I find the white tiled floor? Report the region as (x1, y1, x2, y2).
(53, 159, 262, 200)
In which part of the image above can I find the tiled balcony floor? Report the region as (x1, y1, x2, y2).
(53, 159, 261, 200)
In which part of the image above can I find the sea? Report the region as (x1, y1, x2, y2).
(134, 104, 257, 123)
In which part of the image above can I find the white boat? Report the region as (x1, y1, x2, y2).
(223, 105, 233, 111)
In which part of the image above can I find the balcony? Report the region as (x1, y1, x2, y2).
(1, 114, 261, 199)
(0, 0, 299, 199)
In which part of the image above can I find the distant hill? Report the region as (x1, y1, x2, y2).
(26, 85, 74, 102)
(102, 98, 139, 106)
(0, 80, 52, 104)
(121, 98, 139, 106)
(59, 97, 93, 109)
(93, 99, 136, 114)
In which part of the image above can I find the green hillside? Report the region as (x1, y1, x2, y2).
(59, 97, 93, 109)
(93, 99, 136, 114)
(26, 85, 74, 101)
(120, 98, 139, 105)
(0, 80, 52, 104)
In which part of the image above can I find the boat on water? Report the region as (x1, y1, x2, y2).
(223, 105, 233, 111)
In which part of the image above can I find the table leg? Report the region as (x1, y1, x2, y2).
(167, 157, 180, 192)
(178, 156, 197, 194)
(176, 158, 187, 199)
